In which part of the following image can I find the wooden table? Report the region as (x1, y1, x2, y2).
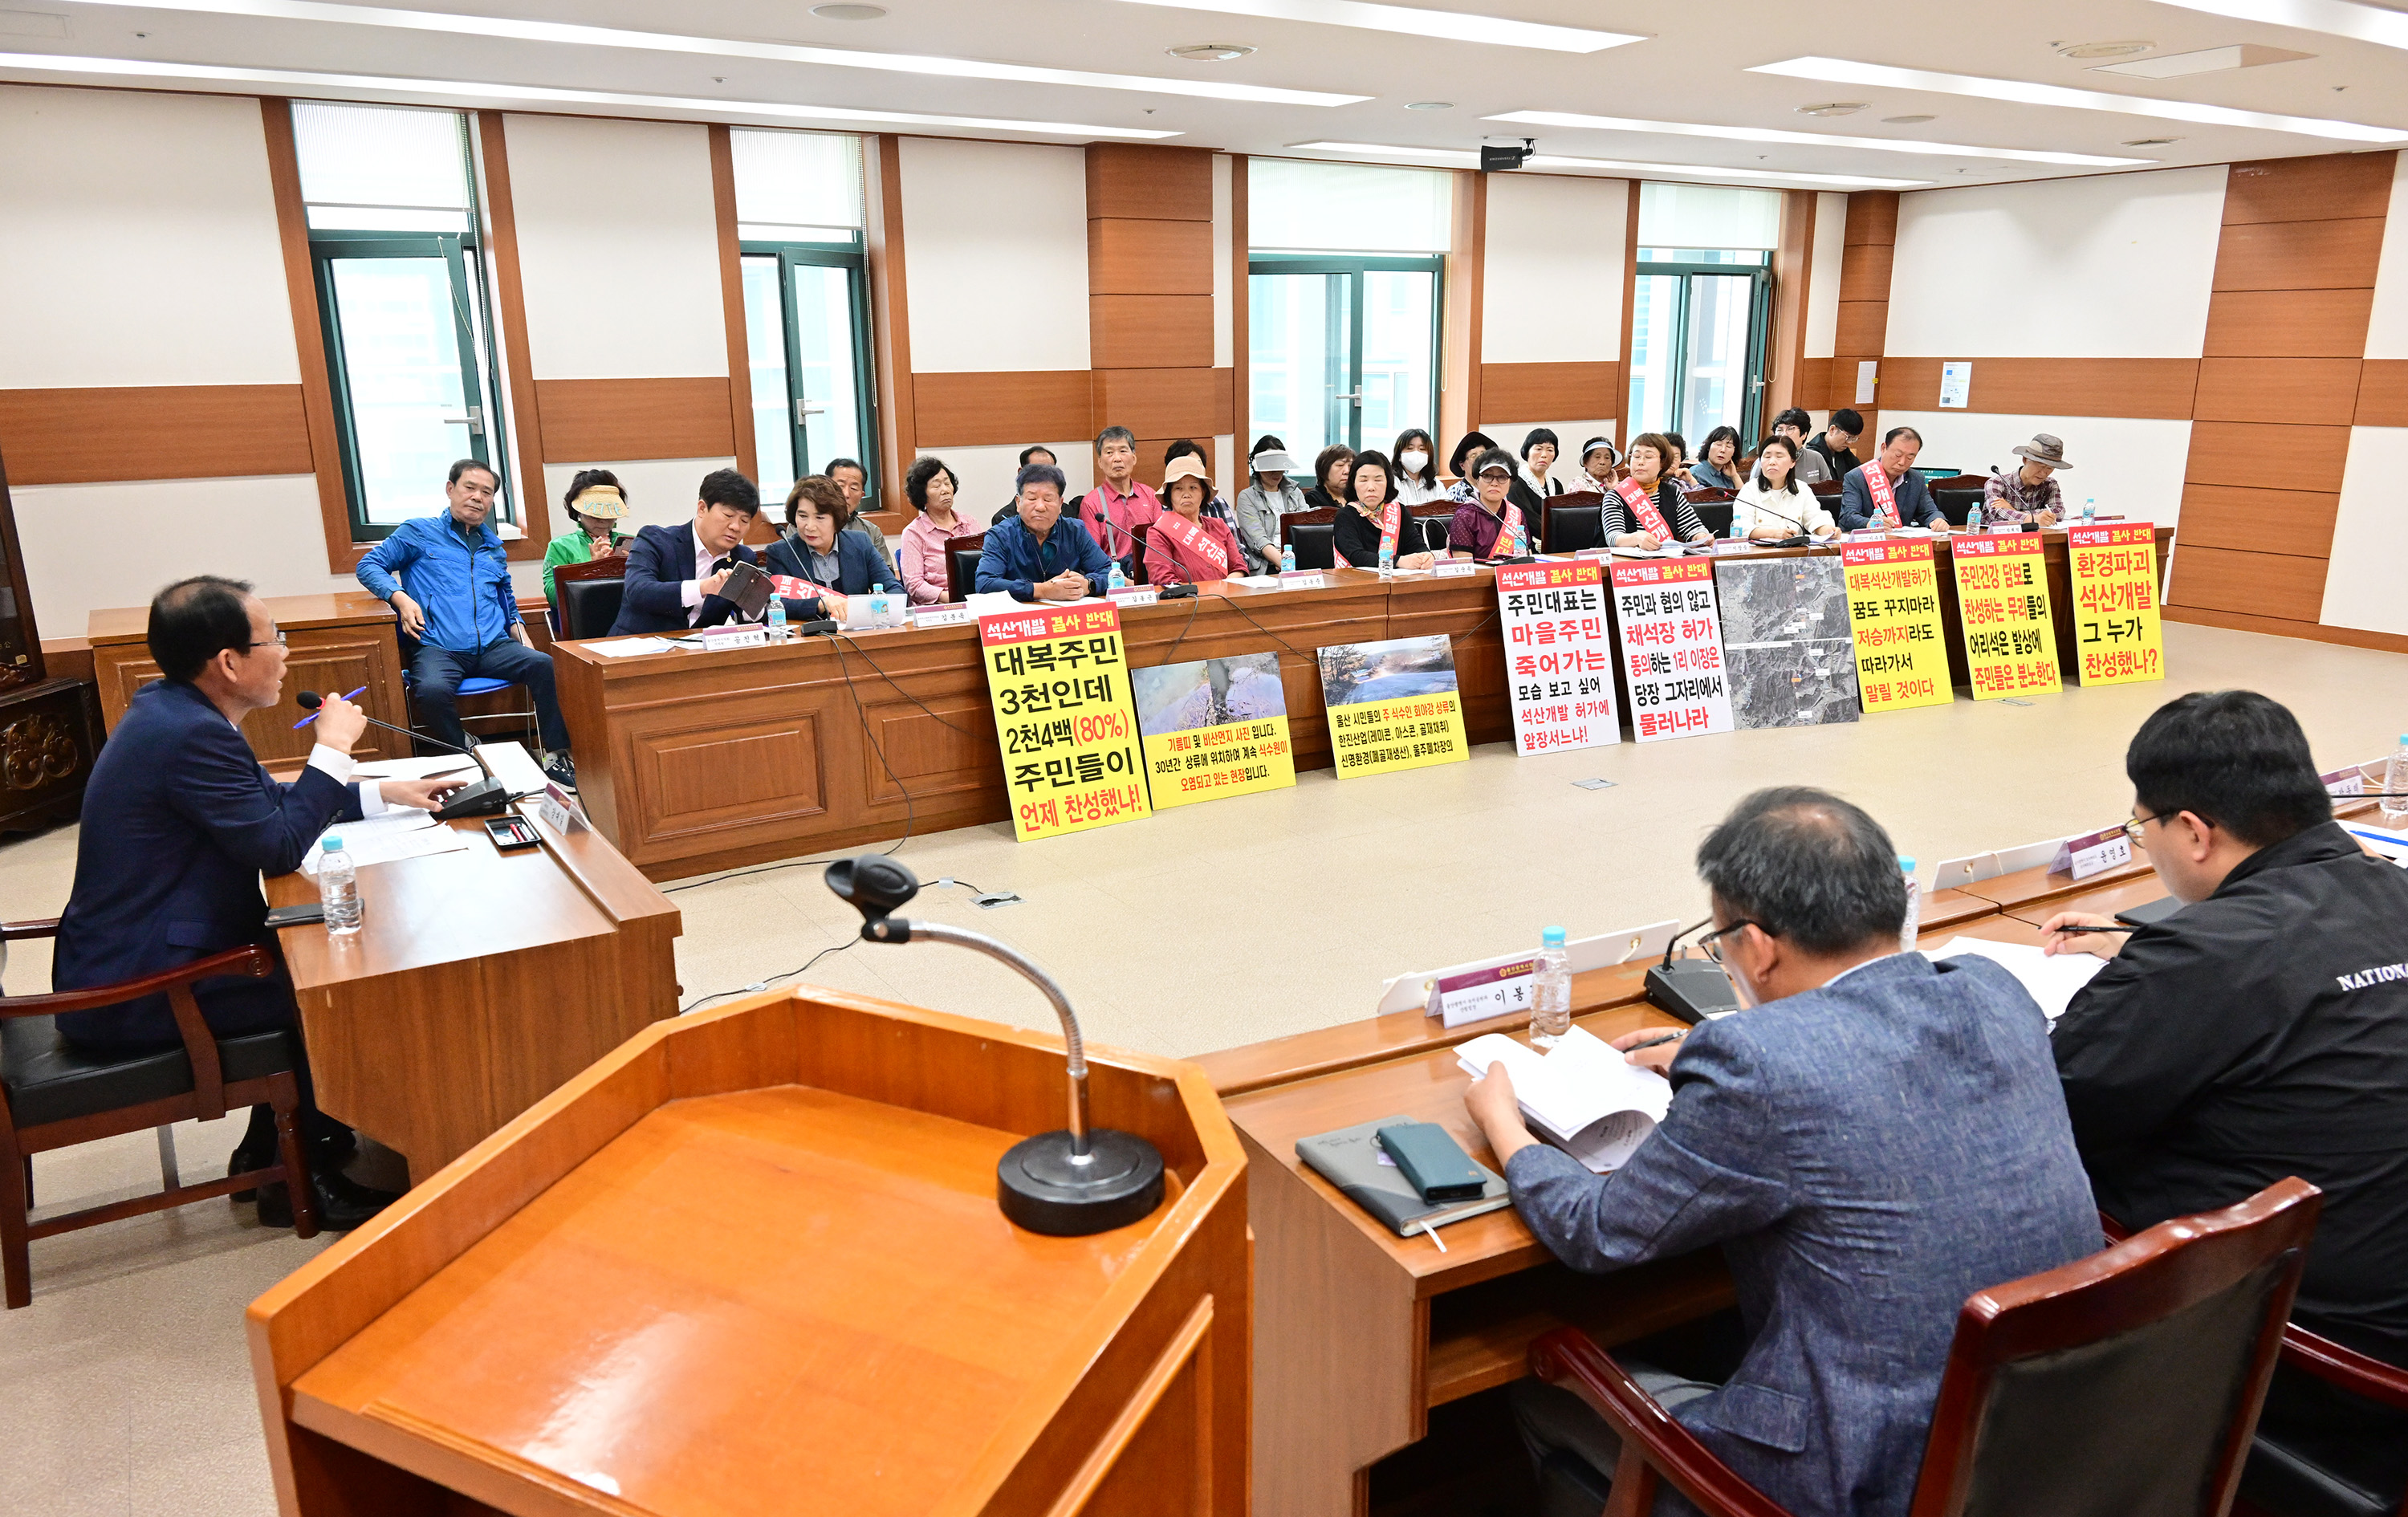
(263, 797, 681, 1182)
(247, 985, 1248, 1517)
(88, 592, 409, 764)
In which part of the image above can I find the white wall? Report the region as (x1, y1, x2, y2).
(2361, 153, 2408, 359)
(900, 138, 1088, 372)
(2325, 428, 2408, 634)
(1885, 169, 2224, 358)
(921, 442, 1094, 521)
(1802, 191, 1846, 360)
(1479, 421, 1617, 478)
(503, 114, 727, 380)
(1880, 410, 2191, 527)
(1479, 175, 1628, 365)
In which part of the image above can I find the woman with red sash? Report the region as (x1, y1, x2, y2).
(1143, 455, 1246, 587)
(1605, 433, 1713, 549)
(1332, 450, 1437, 570)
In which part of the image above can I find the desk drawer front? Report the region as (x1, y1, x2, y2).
(633, 713, 828, 838)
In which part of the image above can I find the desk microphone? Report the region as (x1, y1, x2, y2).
(1739, 501, 1813, 549)
(1643, 918, 1743, 1025)
(295, 691, 510, 821)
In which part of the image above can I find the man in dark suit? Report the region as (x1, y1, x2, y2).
(609, 468, 771, 636)
(1467, 787, 2099, 1517)
(1837, 425, 1946, 531)
(54, 576, 466, 1228)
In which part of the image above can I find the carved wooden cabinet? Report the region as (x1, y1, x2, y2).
(0, 453, 100, 835)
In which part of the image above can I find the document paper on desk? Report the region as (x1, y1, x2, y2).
(301, 811, 470, 876)
(1456, 1026, 1673, 1173)
(1926, 936, 2107, 1023)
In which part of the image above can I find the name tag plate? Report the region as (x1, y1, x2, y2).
(909, 604, 974, 629)
(1107, 586, 1159, 608)
(1713, 539, 1755, 555)
(1427, 959, 1537, 1029)
(2051, 827, 2133, 881)
(698, 624, 768, 651)
(2321, 766, 2367, 797)
(1278, 571, 1328, 590)
(1431, 559, 1478, 578)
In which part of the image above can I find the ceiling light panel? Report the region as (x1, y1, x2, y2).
(2151, 0, 2408, 52)
(60, 0, 1369, 104)
(2093, 43, 2313, 78)
(1749, 55, 2408, 143)
(1285, 141, 1926, 189)
(1111, 0, 1641, 53)
(1486, 109, 2150, 165)
(0, 51, 1183, 136)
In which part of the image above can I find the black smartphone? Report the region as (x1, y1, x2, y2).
(264, 902, 325, 929)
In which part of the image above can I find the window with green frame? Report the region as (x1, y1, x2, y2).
(1626, 245, 1773, 445)
(291, 101, 515, 540)
(1247, 254, 1444, 462)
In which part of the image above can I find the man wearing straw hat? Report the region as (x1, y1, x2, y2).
(1979, 434, 2071, 527)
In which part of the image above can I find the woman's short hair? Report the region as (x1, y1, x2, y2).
(1580, 436, 1618, 464)
(905, 455, 958, 510)
(1348, 449, 1397, 506)
(1519, 427, 1560, 460)
(1015, 462, 1068, 499)
(1448, 432, 1497, 478)
(1702, 425, 1741, 460)
(1627, 433, 1676, 474)
(1751, 435, 1802, 494)
(1250, 433, 1285, 459)
(1391, 429, 1437, 485)
(1663, 432, 1689, 462)
(785, 474, 845, 527)
(564, 468, 624, 514)
(1314, 445, 1356, 493)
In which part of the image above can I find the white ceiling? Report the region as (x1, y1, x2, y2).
(5, 0, 2408, 189)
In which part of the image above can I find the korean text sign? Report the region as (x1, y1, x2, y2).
(2068, 523, 2165, 687)
(1610, 559, 1732, 743)
(1316, 634, 1470, 779)
(1130, 654, 1296, 811)
(1842, 539, 1953, 713)
(1497, 560, 1619, 754)
(978, 603, 1152, 841)
(1950, 533, 2060, 700)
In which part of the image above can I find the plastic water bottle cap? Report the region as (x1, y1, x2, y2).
(322, 836, 342, 852)
(1898, 855, 1916, 872)
(1542, 925, 1566, 946)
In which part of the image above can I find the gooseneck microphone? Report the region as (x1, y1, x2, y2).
(295, 691, 510, 820)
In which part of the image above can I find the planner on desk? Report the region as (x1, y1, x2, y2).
(1457, 1026, 1673, 1172)
(1296, 1115, 1514, 1236)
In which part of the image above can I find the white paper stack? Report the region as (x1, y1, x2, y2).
(1926, 937, 2108, 1023)
(302, 811, 471, 876)
(1456, 1026, 1674, 1172)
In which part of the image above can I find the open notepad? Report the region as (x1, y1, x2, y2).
(1456, 1026, 1673, 1173)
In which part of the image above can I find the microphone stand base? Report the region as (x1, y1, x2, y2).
(432, 776, 512, 822)
(998, 1128, 1165, 1236)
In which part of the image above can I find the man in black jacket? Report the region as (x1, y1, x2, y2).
(2046, 690, 2408, 1505)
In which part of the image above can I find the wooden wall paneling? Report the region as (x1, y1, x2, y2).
(2191, 358, 2361, 425)
(1615, 181, 1638, 448)
(2164, 603, 2408, 654)
(2356, 359, 2408, 425)
(1232, 156, 1251, 457)
(1086, 144, 1214, 220)
(2203, 287, 2378, 358)
(2182, 421, 2351, 494)
(1792, 357, 1832, 413)
(1091, 295, 1214, 367)
(1872, 357, 2200, 420)
(2177, 483, 2341, 553)
(2221, 153, 2397, 226)
(866, 134, 916, 516)
(706, 124, 759, 483)
(2211, 217, 2386, 291)
(1768, 189, 1816, 417)
(1837, 242, 1893, 299)
(0, 385, 314, 485)
(2164, 542, 2329, 621)
(1832, 302, 1890, 360)
(259, 98, 360, 574)
(534, 377, 738, 462)
(1842, 191, 1900, 246)
(1475, 362, 1624, 421)
(1092, 368, 1226, 439)
(913, 371, 1093, 448)
(1091, 218, 1214, 295)
(474, 113, 551, 563)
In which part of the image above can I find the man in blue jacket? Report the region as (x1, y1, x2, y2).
(975, 463, 1112, 601)
(55, 576, 467, 1229)
(1837, 426, 1946, 531)
(1467, 787, 2098, 1517)
(356, 459, 575, 789)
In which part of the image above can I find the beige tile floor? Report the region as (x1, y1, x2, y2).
(1, 619, 2402, 1514)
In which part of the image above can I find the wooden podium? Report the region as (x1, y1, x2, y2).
(246, 986, 1251, 1517)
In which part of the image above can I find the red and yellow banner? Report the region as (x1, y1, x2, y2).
(2068, 524, 2165, 686)
(1950, 533, 2060, 700)
(978, 604, 1152, 841)
(1842, 539, 1952, 713)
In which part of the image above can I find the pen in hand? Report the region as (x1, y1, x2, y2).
(1623, 1031, 1687, 1052)
(292, 685, 367, 730)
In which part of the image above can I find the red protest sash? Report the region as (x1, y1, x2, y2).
(1377, 502, 1401, 563)
(1153, 509, 1228, 576)
(1500, 500, 1528, 556)
(1613, 477, 1674, 539)
(1862, 465, 1901, 527)
(768, 573, 816, 599)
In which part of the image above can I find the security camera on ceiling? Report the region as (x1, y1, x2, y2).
(1480, 136, 1536, 171)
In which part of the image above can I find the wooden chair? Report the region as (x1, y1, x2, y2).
(0, 924, 317, 1308)
(1278, 507, 1338, 570)
(552, 555, 628, 641)
(942, 531, 986, 604)
(1529, 1176, 2321, 1517)
(1129, 520, 1152, 584)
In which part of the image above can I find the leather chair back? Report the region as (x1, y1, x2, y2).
(943, 532, 987, 603)
(1129, 521, 1151, 584)
(1278, 507, 1338, 571)
(1691, 499, 1735, 537)
(558, 577, 625, 642)
(1933, 487, 1984, 527)
(1544, 500, 1605, 554)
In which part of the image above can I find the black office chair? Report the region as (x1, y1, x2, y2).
(1691, 501, 1735, 537)
(943, 532, 987, 603)
(1129, 522, 1151, 584)
(557, 577, 626, 641)
(1933, 487, 1984, 527)
(1544, 501, 1605, 554)
(1279, 508, 1338, 571)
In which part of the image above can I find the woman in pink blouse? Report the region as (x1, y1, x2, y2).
(897, 456, 965, 604)
(1144, 456, 1244, 587)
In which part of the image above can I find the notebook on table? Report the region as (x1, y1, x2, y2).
(1296, 1114, 1513, 1238)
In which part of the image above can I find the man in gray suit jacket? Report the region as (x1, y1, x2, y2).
(1467, 787, 2099, 1517)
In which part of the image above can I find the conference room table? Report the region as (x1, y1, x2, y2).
(552, 524, 2174, 881)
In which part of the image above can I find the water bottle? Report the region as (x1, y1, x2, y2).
(1898, 856, 1920, 953)
(1730, 506, 1747, 540)
(319, 836, 362, 936)
(1107, 562, 1126, 593)
(2384, 734, 2408, 824)
(2081, 498, 2097, 527)
(767, 595, 787, 640)
(868, 582, 890, 621)
(1530, 925, 1571, 1048)
(1281, 543, 1297, 574)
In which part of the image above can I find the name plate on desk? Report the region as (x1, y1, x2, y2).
(1431, 559, 1478, 578)
(1106, 586, 1159, 608)
(534, 781, 588, 834)
(1428, 958, 1536, 1029)
(2321, 766, 2367, 797)
(1278, 571, 1328, 590)
(698, 624, 767, 651)
(1845, 531, 1890, 543)
(2051, 827, 2132, 881)
(1712, 539, 1755, 555)
(909, 604, 974, 629)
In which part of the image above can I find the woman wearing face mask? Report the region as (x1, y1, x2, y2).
(1333, 450, 1437, 571)
(1391, 429, 1448, 506)
(1576, 437, 1620, 493)
(764, 475, 881, 620)
(1607, 434, 1713, 550)
(1691, 426, 1744, 492)
(1446, 432, 1499, 504)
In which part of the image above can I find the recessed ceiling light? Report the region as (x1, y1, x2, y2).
(0, 11, 70, 37)
(1110, 0, 1641, 54)
(808, 3, 887, 18)
(1166, 42, 1254, 59)
(2122, 136, 2182, 144)
(2055, 39, 2153, 59)
(1748, 55, 2408, 143)
(0, 51, 1186, 136)
(1284, 140, 1926, 189)
(2152, 0, 2408, 51)
(1485, 108, 2149, 166)
(1882, 114, 1935, 124)
(2094, 43, 2312, 78)
(1405, 100, 1453, 110)
(55, 0, 1369, 104)
(1796, 101, 1869, 116)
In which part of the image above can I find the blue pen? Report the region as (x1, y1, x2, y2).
(292, 685, 367, 729)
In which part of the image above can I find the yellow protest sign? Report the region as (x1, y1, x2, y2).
(2068, 523, 2166, 686)
(1950, 532, 2061, 700)
(978, 602, 1151, 841)
(1842, 539, 1953, 713)
(1133, 653, 1297, 810)
(1316, 634, 1470, 779)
